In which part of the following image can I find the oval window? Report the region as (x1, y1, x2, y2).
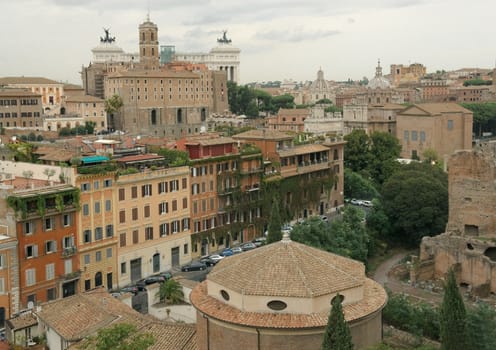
(267, 300, 287, 311)
(331, 294, 345, 305)
(220, 290, 230, 301)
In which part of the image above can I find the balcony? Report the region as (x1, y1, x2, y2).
(240, 167, 263, 175)
(59, 269, 81, 281)
(61, 246, 77, 258)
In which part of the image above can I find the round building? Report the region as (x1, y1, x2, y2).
(190, 235, 387, 350)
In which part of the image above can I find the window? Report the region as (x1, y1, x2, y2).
(412, 131, 418, 141)
(171, 220, 179, 233)
(26, 245, 38, 259)
(144, 205, 150, 218)
(193, 201, 198, 214)
(403, 130, 409, 141)
(172, 200, 177, 211)
(170, 180, 179, 192)
(95, 251, 102, 262)
(81, 183, 90, 192)
(104, 179, 112, 187)
(0, 255, 4, 269)
(448, 120, 454, 130)
(119, 188, 125, 201)
(93, 181, 100, 190)
(63, 214, 71, 227)
(83, 229, 91, 243)
(420, 131, 426, 142)
(119, 210, 126, 223)
(83, 204, 89, 216)
(106, 248, 112, 258)
(85, 280, 91, 291)
(132, 230, 139, 244)
(184, 244, 188, 254)
(94, 201, 100, 213)
(105, 200, 112, 212)
(194, 221, 200, 233)
(45, 240, 57, 254)
(0, 278, 5, 293)
(120, 233, 126, 247)
(44, 217, 54, 231)
(145, 227, 153, 240)
(132, 208, 138, 220)
(26, 268, 36, 286)
(47, 287, 56, 301)
(160, 223, 168, 237)
(182, 178, 187, 189)
(159, 202, 168, 215)
(182, 218, 190, 231)
(121, 262, 127, 274)
(142, 184, 152, 197)
(84, 254, 90, 264)
(158, 181, 168, 194)
(95, 227, 103, 241)
(183, 197, 188, 209)
(45, 263, 55, 280)
(131, 186, 138, 199)
(24, 222, 34, 235)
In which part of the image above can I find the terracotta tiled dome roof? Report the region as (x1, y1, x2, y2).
(208, 238, 365, 298)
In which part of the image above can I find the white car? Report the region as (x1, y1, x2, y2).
(209, 254, 225, 262)
(351, 199, 363, 206)
(362, 200, 373, 207)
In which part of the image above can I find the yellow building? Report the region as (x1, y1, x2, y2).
(76, 172, 118, 292)
(115, 166, 191, 286)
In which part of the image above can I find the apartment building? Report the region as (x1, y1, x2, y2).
(0, 88, 43, 129)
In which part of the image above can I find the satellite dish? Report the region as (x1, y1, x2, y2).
(27, 301, 34, 309)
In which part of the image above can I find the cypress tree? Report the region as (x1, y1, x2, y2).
(266, 196, 282, 243)
(440, 268, 467, 350)
(322, 294, 354, 350)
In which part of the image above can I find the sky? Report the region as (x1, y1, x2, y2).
(0, 0, 495, 85)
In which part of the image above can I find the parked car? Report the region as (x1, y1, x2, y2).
(362, 200, 373, 207)
(231, 247, 243, 254)
(220, 248, 234, 257)
(209, 254, 225, 262)
(241, 242, 257, 251)
(252, 237, 267, 247)
(320, 215, 329, 222)
(138, 275, 166, 286)
(120, 285, 139, 295)
(200, 256, 217, 266)
(155, 271, 173, 280)
(181, 261, 208, 271)
(350, 199, 363, 205)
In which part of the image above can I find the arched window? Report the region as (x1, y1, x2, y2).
(95, 272, 103, 287)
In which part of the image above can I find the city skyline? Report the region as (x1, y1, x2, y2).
(1, 0, 494, 85)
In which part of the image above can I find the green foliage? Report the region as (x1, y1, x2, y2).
(82, 323, 154, 350)
(291, 207, 369, 264)
(324, 105, 342, 114)
(58, 122, 97, 136)
(439, 269, 466, 350)
(422, 148, 440, 164)
(344, 130, 371, 172)
(466, 302, 496, 350)
(463, 79, 491, 86)
(157, 148, 189, 167)
(77, 163, 118, 175)
(383, 290, 440, 340)
(104, 94, 124, 115)
(344, 169, 379, 200)
(267, 196, 283, 244)
(8, 142, 34, 162)
(322, 294, 353, 350)
(214, 125, 255, 137)
(156, 279, 184, 304)
(316, 98, 333, 105)
(460, 102, 496, 137)
(381, 163, 448, 247)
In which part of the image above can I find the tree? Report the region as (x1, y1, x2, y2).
(344, 130, 371, 173)
(439, 269, 466, 350)
(322, 294, 353, 350)
(466, 302, 496, 350)
(82, 323, 154, 350)
(43, 168, 56, 184)
(460, 102, 496, 137)
(271, 94, 295, 112)
(343, 169, 379, 200)
(267, 196, 283, 243)
(381, 163, 448, 247)
(104, 94, 123, 115)
(156, 279, 184, 304)
(157, 148, 189, 167)
(368, 132, 401, 185)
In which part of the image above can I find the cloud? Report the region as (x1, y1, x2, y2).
(255, 28, 340, 43)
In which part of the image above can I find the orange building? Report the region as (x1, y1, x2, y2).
(265, 108, 309, 133)
(0, 235, 18, 326)
(6, 184, 80, 308)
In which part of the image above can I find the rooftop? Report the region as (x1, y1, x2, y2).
(0, 77, 62, 85)
(232, 129, 293, 141)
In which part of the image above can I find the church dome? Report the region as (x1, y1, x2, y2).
(310, 68, 330, 92)
(368, 60, 391, 89)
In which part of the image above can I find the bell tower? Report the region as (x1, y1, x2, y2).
(139, 14, 159, 69)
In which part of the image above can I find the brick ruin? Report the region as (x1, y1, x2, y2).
(414, 141, 496, 297)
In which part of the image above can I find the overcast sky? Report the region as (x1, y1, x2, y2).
(0, 0, 494, 85)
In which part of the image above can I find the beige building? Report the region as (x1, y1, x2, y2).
(191, 235, 387, 350)
(115, 167, 192, 287)
(390, 63, 426, 86)
(266, 108, 310, 133)
(0, 77, 64, 115)
(0, 88, 43, 130)
(396, 103, 473, 160)
(343, 103, 404, 135)
(76, 172, 118, 292)
(62, 94, 107, 132)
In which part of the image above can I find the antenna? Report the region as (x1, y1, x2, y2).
(147, 0, 150, 21)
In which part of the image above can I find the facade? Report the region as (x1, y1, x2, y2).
(171, 31, 241, 83)
(307, 69, 334, 104)
(390, 63, 426, 86)
(448, 86, 493, 103)
(420, 79, 450, 102)
(396, 103, 473, 160)
(0, 77, 64, 115)
(76, 172, 118, 292)
(304, 106, 343, 136)
(0, 88, 43, 130)
(191, 236, 387, 350)
(115, 166, 192, 287)
(343, 103, 405, 135)
(266, 108, 310, 133)
(0, 235, 18, 326)
(62, 94, 107, 132)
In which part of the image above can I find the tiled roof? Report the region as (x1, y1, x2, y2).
(232, 129, 293, 141)
(0, 77, 61, 85)
(38, 149, 75, 162)
(208, 239, 364, 298)
(143, 322, 197, 350)
(108, 70, 198, 79)
(401, 103, 472, 115)
(116, 154, 164, 163)
(278, 108, 310, 116)
(191, 278, 387, 329)
(278, 144, 330, 157)
(185, 137, 235, 146)
(0, 88, 40, 97)
(6, 313, 37, 330)
(65, 94, 104, 103)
